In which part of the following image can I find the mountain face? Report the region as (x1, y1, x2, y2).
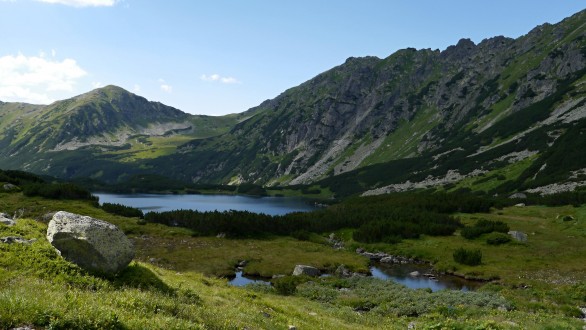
(0, 85, 242, 180)
(2, 10, 586, 197)
(148, 10, 586, 194)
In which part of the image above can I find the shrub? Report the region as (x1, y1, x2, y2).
(22, 182, 97, 201)
(453, 248, 482, 266)
(461, 219, 509, 240)
(272, 276, 310, 295)
(486, 232, 511, 245)
(291, 230, 311, 241)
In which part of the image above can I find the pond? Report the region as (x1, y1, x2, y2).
(370, 263, 483, 292)
(94, 193, 318, 216)
(228, 271, 271, 286)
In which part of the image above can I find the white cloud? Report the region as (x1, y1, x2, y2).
(200, 73, 241, 84)
(160, 84, 172, 93)
(0, 53, 86, 104)
(35, 0, 118, 7)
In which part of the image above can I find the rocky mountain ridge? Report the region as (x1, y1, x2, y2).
(149, 9, 586, 195)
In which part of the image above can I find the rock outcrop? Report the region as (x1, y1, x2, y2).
(292, 265, 320, 277)
(46, 211, 134, 274)
(508, 231, 528, 243)
(2, 183, 18, 191)
(0, 213, 15, 226)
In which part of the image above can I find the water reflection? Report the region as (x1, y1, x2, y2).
(370, 263, 483, 292)
(229, 271, 271, 286)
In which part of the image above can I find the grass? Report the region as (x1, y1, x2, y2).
(346, 204, 586, 283)
(448, 154, 538, 192)
(1, 191, 585, 328)
(133, 235, 369, 278)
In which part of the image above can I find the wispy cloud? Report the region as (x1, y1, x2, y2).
(200, 74, 241, 84)
(158, 78, 172, 93)
(0, 52, 86, 104)
(160, 84, 172, 93)
(35, 0, 118, 7)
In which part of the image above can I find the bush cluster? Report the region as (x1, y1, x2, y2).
(485, 232, 511, 245)
(101, 202, 144, 219)
(461, 219, 509, 240)
(453, 248, 482, 266)
(22, 182, 97, 202)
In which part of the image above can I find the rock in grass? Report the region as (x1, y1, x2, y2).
(0, 236, 36, 244)
(46, 211, 134, 274)
(292, 265, 320, 277)
(3, 183, 18, 191)
(508, 230, 528, 242)
(0, 213, 15, 226)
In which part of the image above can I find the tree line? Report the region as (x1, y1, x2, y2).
(144, 192, 497, 243)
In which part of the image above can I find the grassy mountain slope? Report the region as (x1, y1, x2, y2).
(0, 86, 245, 182)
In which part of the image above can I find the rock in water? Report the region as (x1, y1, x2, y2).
(46, 211, 134, 274)
(292, 264, 320, 277)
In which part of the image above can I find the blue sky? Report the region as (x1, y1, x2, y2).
(0, 1, 584, 115)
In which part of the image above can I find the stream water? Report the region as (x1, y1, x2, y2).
(229, 264, 483, 291)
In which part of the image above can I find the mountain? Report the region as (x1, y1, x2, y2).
(0, 85, 245, 181)
(146, 9, 586, 196)
(1, 10, 586, 197)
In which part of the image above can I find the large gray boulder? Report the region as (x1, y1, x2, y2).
(46, 211, 134, 274)
(292, 265, 320, 277)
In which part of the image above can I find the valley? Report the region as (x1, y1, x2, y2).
(1, 6, 586, 330)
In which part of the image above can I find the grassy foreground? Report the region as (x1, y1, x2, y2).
(1, 192, 585, 329)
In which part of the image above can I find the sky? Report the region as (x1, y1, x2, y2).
(0, 1, 584, 116)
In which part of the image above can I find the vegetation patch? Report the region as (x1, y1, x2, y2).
(453, 247, 482, 266)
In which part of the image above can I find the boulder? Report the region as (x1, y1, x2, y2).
(508, 230, 528, 242)
(46, 211, 134, 274)
(409, 271, 420, 277)
(0, 213, 15, 226)
(3, 183, 18, 191)
(292, 264, 320, 277)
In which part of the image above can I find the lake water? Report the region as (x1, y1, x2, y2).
(94, 193, 317, 216)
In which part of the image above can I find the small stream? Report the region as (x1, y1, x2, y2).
(229, 264, 483, 291)
(370, 263, 483, 292)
